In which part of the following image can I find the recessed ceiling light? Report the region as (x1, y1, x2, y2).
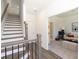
(33, 8, 37, 11)
(33, 8, 38, 13)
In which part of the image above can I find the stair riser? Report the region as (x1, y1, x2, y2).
(3, 28, 22, 30)
(2, 34, 23, 38)
(5, 22, 21, 24)
(5, 21, 21, 23)
(2, 31, 23, 34)
(4, 27, 22, 29)
(3, 33, 23, 35)
(1, 38, 24, 43)
(3, 30, 22, 32)
(5, 19, 20, 21)
(2, 36, 24, 40)
(5, 24, 21, 26)
(4, 26, 22, 27)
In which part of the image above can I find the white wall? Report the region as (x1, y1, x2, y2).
(37, 0, 78, 49)
(1, 0, 7, 15)
(64, 14, 78, 36)
(7, 7, 19, 15)
(22, 0, 37, 40)
(7, 0, 19, 15)
(24, 14, 37, 40)
(37, 9, 49, 49)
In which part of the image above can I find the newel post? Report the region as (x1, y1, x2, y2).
(24, 21, 28, 40)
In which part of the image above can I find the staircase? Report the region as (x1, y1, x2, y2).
(1, 15, 24, 43)
(1, 14, 25, 59)
(1, 1, 41, 59)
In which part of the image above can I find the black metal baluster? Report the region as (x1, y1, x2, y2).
(18, 45, 19, 59)
(12, 46, 13, 59)
(23, 44, 24, 59)
(35, 43, 37, 59)
(5, 47, 7, 59)
(37, 41, 40, 59)
(28, 43, 29, 59)
(32, 42, 33, 59)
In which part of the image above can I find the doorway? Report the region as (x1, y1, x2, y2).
(48, 22, 53, 43)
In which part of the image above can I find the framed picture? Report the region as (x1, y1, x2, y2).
(72, 22, 78, 32)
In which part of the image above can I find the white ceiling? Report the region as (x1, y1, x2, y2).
(49, 8, 78, 19)
(56, 8, 78, 18)
(7, 0, 54, 14)
(24, 0, 54, 14)
(49, 8, 78, 22)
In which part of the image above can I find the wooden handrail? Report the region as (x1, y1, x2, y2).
(1, 3, 9, 21)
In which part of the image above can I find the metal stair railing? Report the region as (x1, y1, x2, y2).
(1, 34, 41, 59)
